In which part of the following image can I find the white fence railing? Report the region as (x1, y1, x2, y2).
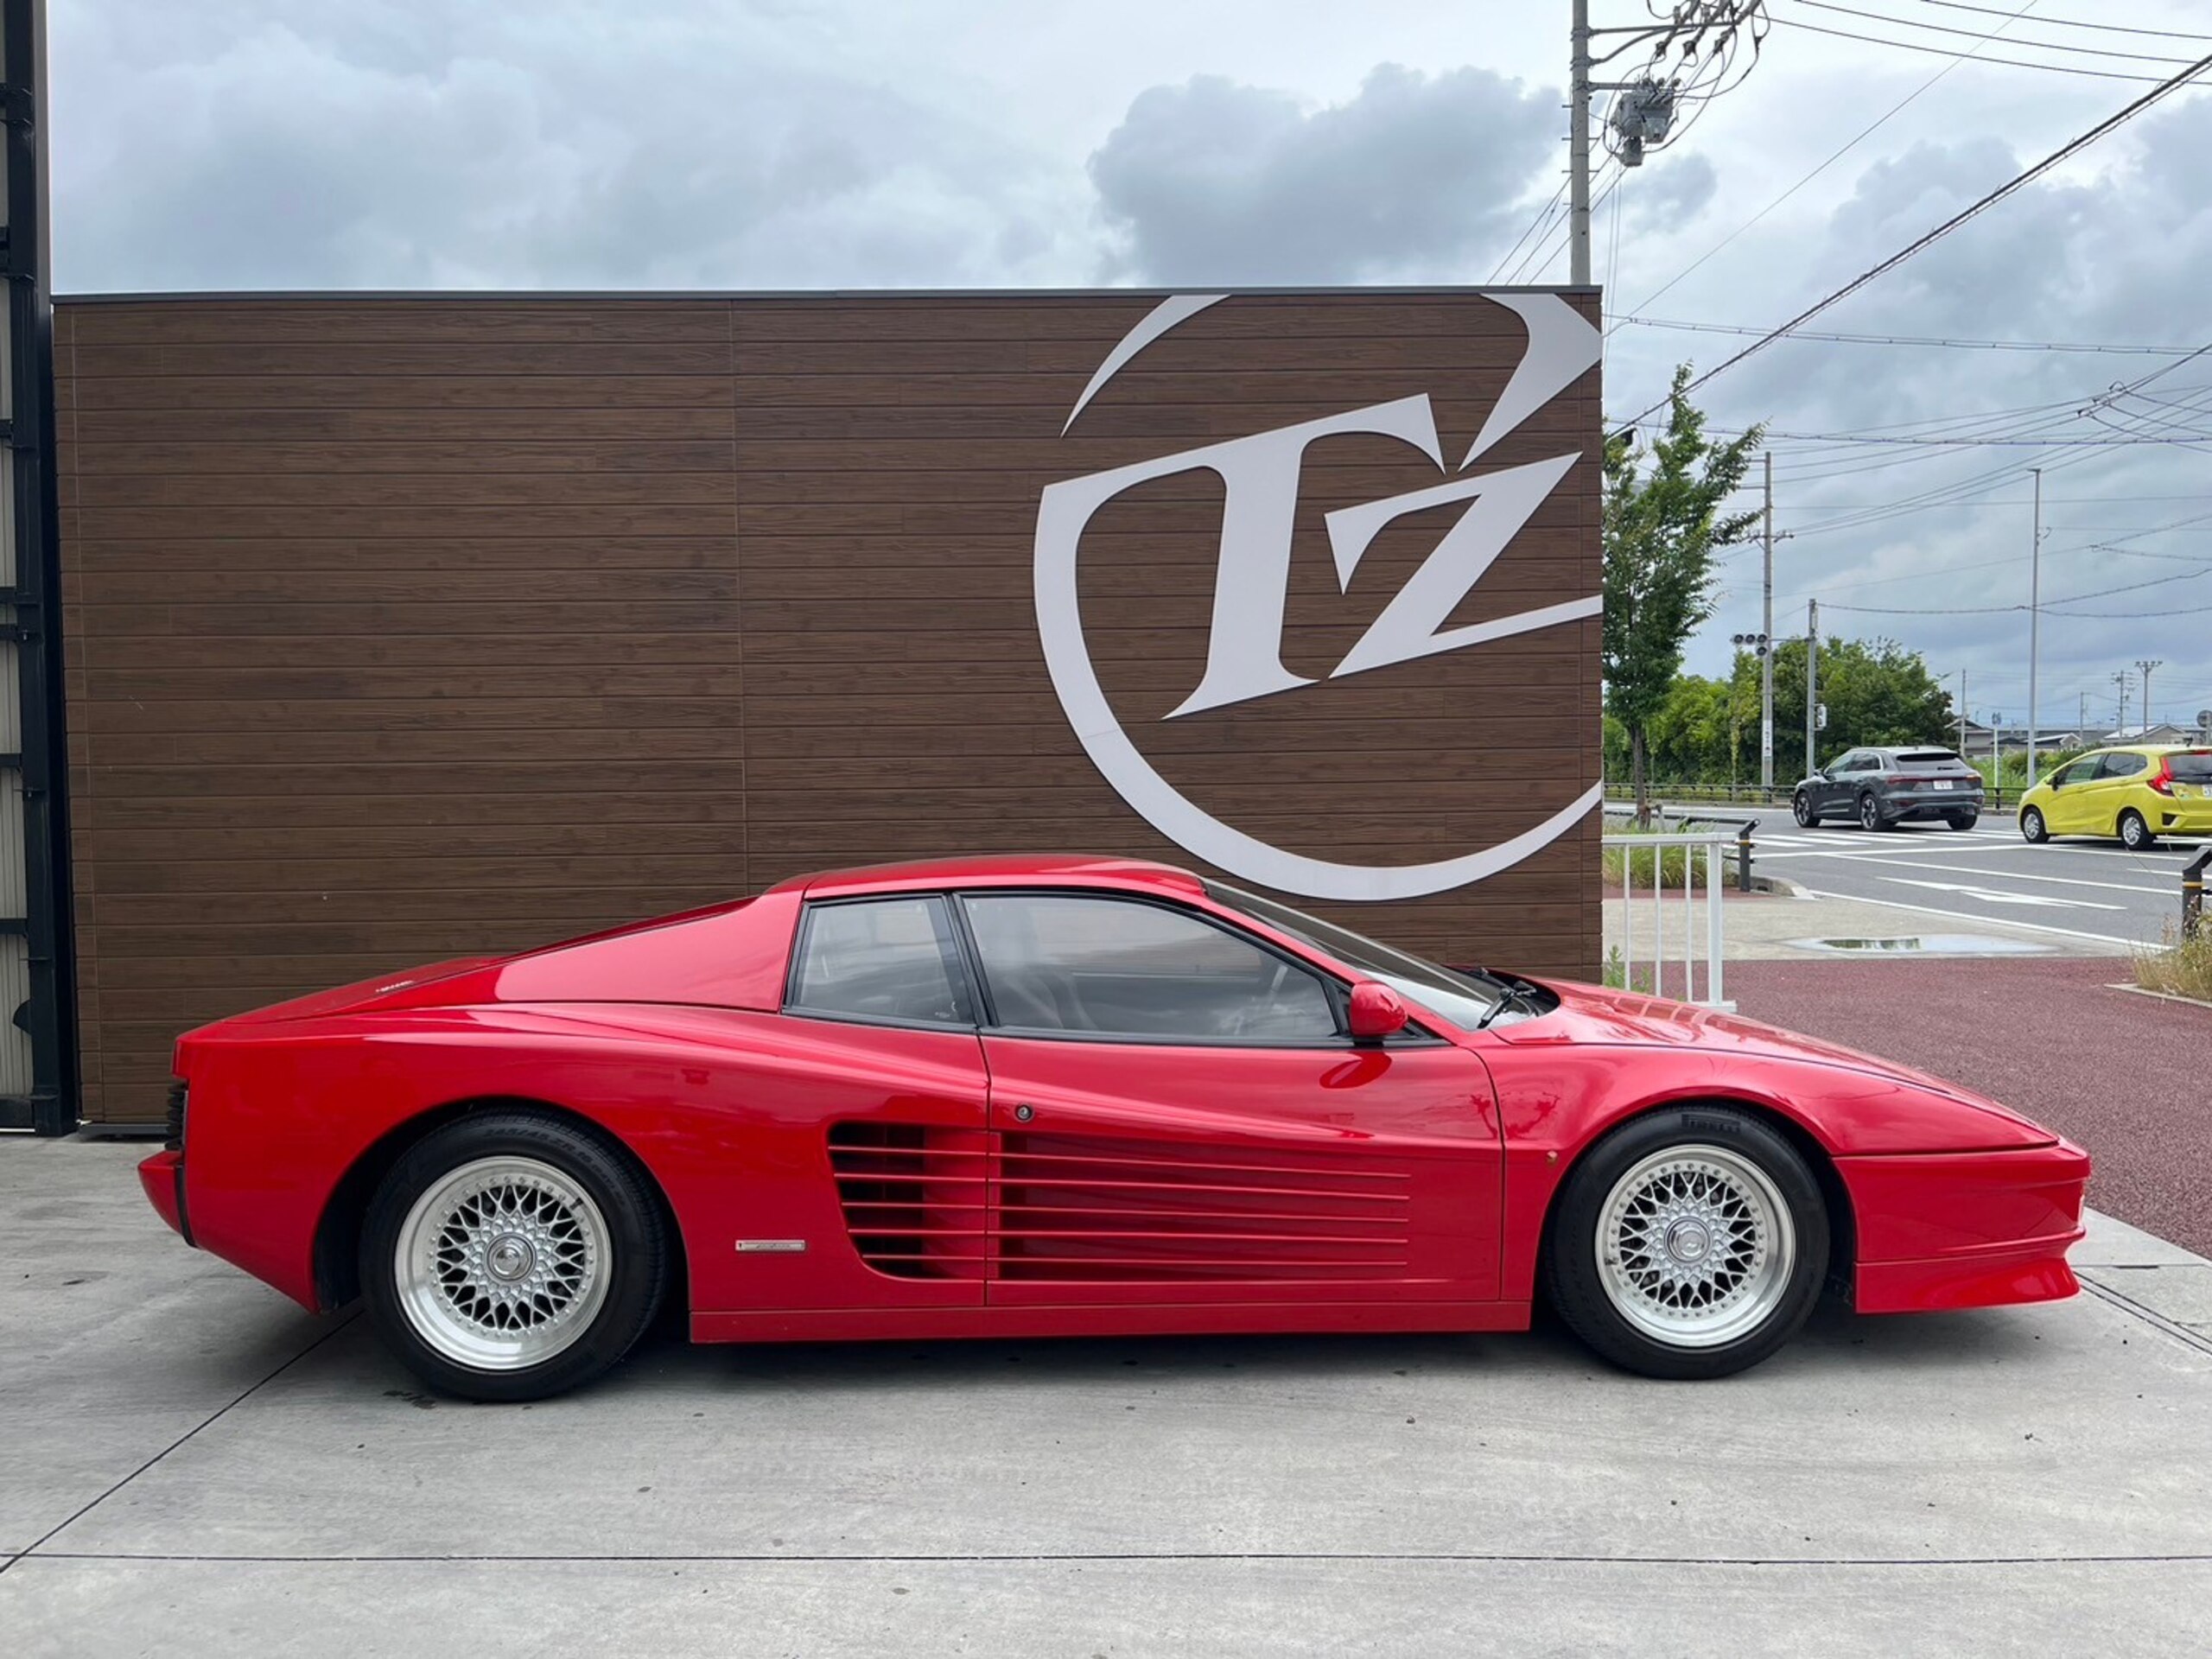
(1602, 827, 1737, 1009)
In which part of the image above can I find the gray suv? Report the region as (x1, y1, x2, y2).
(1793, 746, 1986, 831)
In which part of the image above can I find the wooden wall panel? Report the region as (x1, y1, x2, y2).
(56, 290, 1600, 1125)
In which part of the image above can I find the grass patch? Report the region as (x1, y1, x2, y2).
(1601, 823, 1713, 890)
(2133, 923, 2212, 1003)
(1600, 944, 1655, 994)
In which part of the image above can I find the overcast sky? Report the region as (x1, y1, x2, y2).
(51, 1, 2212, 739)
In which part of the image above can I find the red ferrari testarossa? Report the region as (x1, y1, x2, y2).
(139, 855, 2089, 1400)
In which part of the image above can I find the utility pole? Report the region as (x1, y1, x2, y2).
(1991, 711, 2003, 785)
(1570, 0, 1592, 286)
(1761, 450, 1776, 791)
(1957, 668, 1968, 753)
(2027, 467, 2042, 787)
(2079, 690, 2088, 740)
(1567, 3, 1764, 287)
(1805, 599, 1819, 780)
(2113, 670, 2132, 731)
(2137, 658, 2164, 731)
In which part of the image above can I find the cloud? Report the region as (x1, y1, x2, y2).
(51, 0, 1092, 290)
(1622, 153, 1717, 236)
(1676, 97, 2212, 728)
(1086, 64, 1559, 285)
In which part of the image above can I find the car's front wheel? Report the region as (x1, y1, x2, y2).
(2020, 807, 2050, 844)
(1792, 790, 1816, 828)
(1543, 1106, 1828, 1380)
(361, 1111, 669, 1402)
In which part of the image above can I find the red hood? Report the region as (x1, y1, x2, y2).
(1496, 978, 2056, 1139)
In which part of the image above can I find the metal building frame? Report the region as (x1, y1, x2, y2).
(3, 0, 75, 1135)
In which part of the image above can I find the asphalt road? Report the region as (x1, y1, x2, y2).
(1698, 804, 2208, 950)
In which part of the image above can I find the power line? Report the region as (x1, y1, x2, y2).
(1817, 563, 2212, 614)
(1609, 314, 2196, 354)
(1616, 46, 2212, 429)
(1764, 12, 2171, 80)
(1910, 1, 2212, 46)
(1611, 0, 2045, 329)
(1792, 1, 2198, 66)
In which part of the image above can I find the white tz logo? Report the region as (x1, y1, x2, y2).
(1033, 292, 1606, 903)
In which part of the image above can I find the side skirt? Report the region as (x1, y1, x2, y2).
(693, 1300, 1530, 1344)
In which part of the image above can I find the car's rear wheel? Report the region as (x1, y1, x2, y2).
(1791, 790, 1817, 828)
(1858, 791, 1889, 831)
(2119, 809, 2156, 851)
(1543, 1106, 1827, 1380)
(361, 1112, 668, 1402)
(2020, 807, 2049, 844)
(1944, 811, 1978, 832)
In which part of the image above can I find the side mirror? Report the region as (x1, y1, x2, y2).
(1348, 982, 1408, 1043)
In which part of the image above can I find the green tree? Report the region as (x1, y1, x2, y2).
(1762, 635, 1955, 774)
(1602, 365, 1763, 823)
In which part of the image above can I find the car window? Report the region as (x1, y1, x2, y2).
(961, 893, 1338, 1044)
(1827, 752, 1859, 773)
(2100, 752, 2148, 779)
(789, 896, 973, 1027)
(2056, 756, 2102, 788)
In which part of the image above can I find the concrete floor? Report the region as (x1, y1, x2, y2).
(5, 1141, 2212, 1655)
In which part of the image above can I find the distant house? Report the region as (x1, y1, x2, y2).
(2098, 722, 2206, 747)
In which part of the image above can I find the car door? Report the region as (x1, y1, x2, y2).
(956, 889, 1504, 1308)
(1818, 751, 1862, 815)
(2045, 753, 2106, 834)
(2095, 751, 2150, 833)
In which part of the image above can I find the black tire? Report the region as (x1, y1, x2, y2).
(360, 1111, 669, 1402)
(2119, 809, 2156, 851)
(1944, 812, 1978, 832)
(2021, 806, 2049, 844)
(1791, 791, 1817, 829)
(1858, 791, 1890, 832)
(1542, 1105, 1828, 1381)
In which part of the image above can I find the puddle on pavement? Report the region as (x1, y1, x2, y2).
(1791, 933, 2054, 957)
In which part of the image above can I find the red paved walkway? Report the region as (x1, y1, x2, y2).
(1727, 957, 2212, 1258)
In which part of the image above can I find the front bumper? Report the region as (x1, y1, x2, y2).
(1840, 1136, 2089, 1314)
(137, 1148, 194, 1247)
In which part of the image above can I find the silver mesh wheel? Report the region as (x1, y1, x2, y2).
(1596, 1144, 1796, 1350)
(393, 1155, 612, 1372)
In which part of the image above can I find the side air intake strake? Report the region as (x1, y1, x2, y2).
(828, 1122, 1411, 1285)
(827, 1122, 988, 1281)
(995, 1131, 1410, 1282)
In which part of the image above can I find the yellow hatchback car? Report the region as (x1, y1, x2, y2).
(2018, 745, 2212, 849)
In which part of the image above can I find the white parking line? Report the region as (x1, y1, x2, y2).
(1762, 853, 2172, 895)
(1878, 877, 2125, 912)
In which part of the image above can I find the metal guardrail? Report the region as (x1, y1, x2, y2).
(1601, 825, 1738, 1010)
(1605, 781, 2019, 811)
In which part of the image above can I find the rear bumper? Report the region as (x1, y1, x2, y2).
(1882, 787, 1983, 818)
(137, 1149, 194, 1247)
(2150, 803, 2212, 834)
(1840, 1136, 2089, 1314)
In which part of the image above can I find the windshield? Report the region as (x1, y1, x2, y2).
(1203, 880, 1507, 1030)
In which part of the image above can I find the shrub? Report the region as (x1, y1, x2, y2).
(2133, 923, 2212, 1003)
